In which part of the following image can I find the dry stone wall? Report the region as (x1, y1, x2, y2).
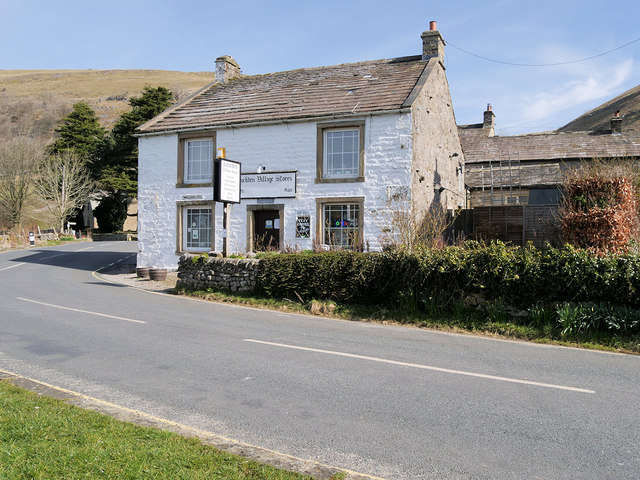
(176, 254, 259, 292)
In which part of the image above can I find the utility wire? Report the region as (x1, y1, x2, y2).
(446, 37, 640, 67)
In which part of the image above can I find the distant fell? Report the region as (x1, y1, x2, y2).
(559, 83, 640, 132)
(0, 69, 216, 137)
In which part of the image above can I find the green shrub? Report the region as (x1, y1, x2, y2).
(191, 253, 209, 264)
(528, 303, 557, 329)
(485, 302, 509, 323)
(255, 242, 640, 327)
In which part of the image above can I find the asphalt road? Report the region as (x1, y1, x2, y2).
(1, 241, 639, 479)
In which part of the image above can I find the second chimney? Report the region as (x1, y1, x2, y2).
(611, 110, 622, 134)
(483, 104, 495, 136)
(215, 55, 242, 84)
(421, 21, 446, 65)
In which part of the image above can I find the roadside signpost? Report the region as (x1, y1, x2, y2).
(213, 152, 241, 257)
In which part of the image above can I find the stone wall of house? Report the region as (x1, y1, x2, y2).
(176, 254, 259, 292)
(410, 57, 466, 218)
(137, 113, 413, 269)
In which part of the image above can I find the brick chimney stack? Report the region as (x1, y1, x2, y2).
(483, 104, 495, 137)
(215, 55, 242, 83)
(611, 110, 622, 134)
(421, 21, 446, 65)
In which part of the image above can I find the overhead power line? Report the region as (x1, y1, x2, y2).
(446, 37, 640, 67)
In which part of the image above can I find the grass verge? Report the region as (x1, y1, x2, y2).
(0, 381, 312, 480)
(174, 286, 640, 355)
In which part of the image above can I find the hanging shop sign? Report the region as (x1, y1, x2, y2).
(241, 171, 296, 199)
(214, 158, 241, 204)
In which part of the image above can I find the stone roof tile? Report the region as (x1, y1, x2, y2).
(459, 125, 640, 163)
(139, 56, 427, 133)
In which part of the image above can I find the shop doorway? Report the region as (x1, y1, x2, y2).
(253, 209, 280, 251)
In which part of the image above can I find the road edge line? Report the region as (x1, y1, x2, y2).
(0, 369, 382, 480)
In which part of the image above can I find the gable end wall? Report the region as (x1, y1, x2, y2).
(410, 58, 465, 220)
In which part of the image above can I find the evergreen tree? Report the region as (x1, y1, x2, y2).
(98, 86, 173, 197)
(93, 86, 173, 233)
(49, 102, 106, 162)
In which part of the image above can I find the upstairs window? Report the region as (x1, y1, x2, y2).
(324, 129, 360, 178)
(316, 121, 365, 183)
(177, 132, 215, 187)
(185, 139, 213, 183)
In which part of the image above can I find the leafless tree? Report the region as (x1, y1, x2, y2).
(0, 136, 47, 230)
(378, 199, 457, 252)
(34, 150, 94, 233)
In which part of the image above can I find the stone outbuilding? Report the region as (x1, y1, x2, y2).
(460, 106, 640, 208)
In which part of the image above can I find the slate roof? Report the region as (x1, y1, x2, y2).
(459, 124, 640, 164)
(138, 56, 428, 134)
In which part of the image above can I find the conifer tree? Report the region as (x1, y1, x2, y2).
(49, 102, 106, 162)
(93, 86, 173, 232)
(98, 86, 173, 197)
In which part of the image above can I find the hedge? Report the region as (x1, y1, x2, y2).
(256, 242, 640, 309)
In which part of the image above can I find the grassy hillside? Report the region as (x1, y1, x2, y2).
(0, 69, 216, 137)
(559, 83, 640, 132)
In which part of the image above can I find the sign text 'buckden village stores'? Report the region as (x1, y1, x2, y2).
(241, 171, 296, 199)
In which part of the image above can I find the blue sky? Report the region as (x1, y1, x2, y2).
(1, 0, 639, 134)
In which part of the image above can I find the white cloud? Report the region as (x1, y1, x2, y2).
(518, 60, 633, 124)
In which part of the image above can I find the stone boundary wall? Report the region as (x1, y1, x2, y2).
(176, 254, 260, 292)
(93, 233, 137, 242)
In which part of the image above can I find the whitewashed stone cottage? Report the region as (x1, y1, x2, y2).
(136, 23, 465, 269)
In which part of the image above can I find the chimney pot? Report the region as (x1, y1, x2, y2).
(430, 21, 437, 31)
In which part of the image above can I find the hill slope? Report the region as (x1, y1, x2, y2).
(0, 69, 216, 137)
(558, 83, 640, 132)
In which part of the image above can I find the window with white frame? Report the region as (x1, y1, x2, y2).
(324, 129, 360, 178)
(322, 202, 361, 248)
(183, 206, 212, 251)
(185, 138, 213, 183)
(316, 122, 364, 182)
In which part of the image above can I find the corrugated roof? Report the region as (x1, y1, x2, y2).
(459, 124, 640, 164)
(139, 56, 427, 133)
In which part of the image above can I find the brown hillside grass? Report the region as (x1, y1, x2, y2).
(0, 69, 215, 134)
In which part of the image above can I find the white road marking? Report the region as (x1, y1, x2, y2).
(244, 339, 596, 394)
(75, 246, 95, 252)
(0, 263, 24, 272)
(16, 297, 146, 324)
(38, 253, 67, 261)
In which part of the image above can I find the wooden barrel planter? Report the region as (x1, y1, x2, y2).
(136, 267, 150, 279)
(149, 268, 167, 281)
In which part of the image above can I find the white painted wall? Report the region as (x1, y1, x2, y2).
(137, 113, 413, 269)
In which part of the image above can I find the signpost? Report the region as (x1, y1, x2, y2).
(213, 156, 241, 257)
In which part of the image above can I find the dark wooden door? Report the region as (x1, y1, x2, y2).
(254, 210, 280, 251)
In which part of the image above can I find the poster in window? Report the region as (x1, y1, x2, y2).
(296, 214, 310, 238)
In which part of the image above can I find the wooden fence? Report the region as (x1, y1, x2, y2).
(448, 205, 559, 247)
